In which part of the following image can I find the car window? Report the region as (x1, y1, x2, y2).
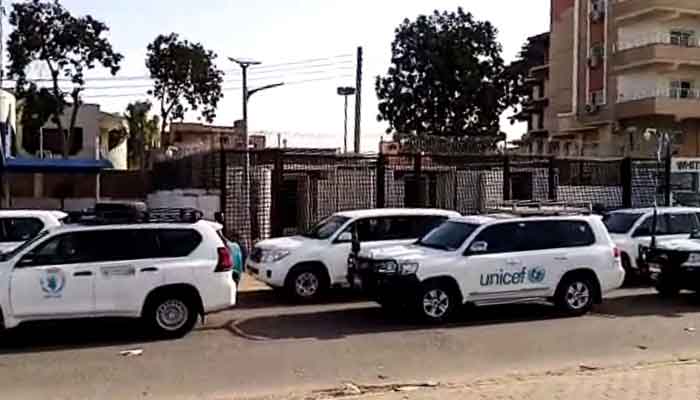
(633, 215, 669, 236)
(302, 215, 350, 240)
(413, 216, 449, 237)
(667, 213, 697, 235)
(552, 221, 596, 248)
(27, 232, 98, 266)
(0, 218, 44, 242)
(89, 230, 161, 261)
(418, 221, 480, 251)
(603, 213, 643, 234)
(157, 229, 202, 257)
(472, 222, 522, 254)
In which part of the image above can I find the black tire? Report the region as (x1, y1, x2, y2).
(143, 293, 199, 339)
(285, 265, 328, 302)
(655, 277, 680, 298)
(555, 275, 596, 316)
(415, 281, 458, 324)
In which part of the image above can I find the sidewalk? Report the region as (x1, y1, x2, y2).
(304, 358, 700, 400)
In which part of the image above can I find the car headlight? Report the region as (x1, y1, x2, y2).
(260, 249, 291, 263)
(399, 262, 419, 275)
(376, 260, 398, 274)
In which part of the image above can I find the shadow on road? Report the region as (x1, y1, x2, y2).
(0, 319, 158, 356)
(227, 292, 700, 341)
(235, 289, 366, 310)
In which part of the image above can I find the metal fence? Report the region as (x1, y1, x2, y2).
(152, 150, 671, 250)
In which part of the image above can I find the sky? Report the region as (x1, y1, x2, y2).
(29, 0, 551, 152)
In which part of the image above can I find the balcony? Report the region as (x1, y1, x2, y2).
(614, 33, 700, 72)
(616, 88, 700, 120)
(614, 0, 700, 26)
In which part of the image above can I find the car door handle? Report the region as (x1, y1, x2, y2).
(506, 259, 521, 266)
(73, 271, 93, 277)
(140, 267, 158, 273)
(554, 256, 569, 261)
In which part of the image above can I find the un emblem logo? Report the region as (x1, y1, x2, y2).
(528, 267, 546, 284)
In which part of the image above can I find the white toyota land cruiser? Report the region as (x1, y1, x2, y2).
(349, 215, 625, 323)
(247, 208, 460, 301)
(0, 208, 237, 338)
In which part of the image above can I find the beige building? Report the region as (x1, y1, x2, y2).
(519, 0, 700, 158)
(167, 122, 266, 153)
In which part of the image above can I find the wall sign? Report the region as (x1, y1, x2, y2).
(672, 158, 700, 173)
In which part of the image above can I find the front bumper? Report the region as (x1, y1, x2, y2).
(245, 259, 286, 287)
(348, 258, 421, 302)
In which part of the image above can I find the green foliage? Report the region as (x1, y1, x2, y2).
(146, 33, 224, 137)
(125, 101, 160, 170)
(7, 0, 123, 157)
(505, 33, 550, 124)
(376, 8, 512, 150)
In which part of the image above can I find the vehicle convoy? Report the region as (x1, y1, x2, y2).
(0, 210, 67, 254)
(246, 208, 460, 301)
(0, 206, 237, 338)
(348, 213, 625, 323)
(639, 230, 700, 297)
(603, 207, 700, 276)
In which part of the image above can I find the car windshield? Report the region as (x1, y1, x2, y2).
(603, 213, 643, 234)
(302, 215, 350, 240)
(0, 229, 50, 261)
(416, 221, 480, 251)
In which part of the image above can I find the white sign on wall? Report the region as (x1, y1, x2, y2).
(672, 158, 700, 173)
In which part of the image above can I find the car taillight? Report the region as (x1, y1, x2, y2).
(216, 247, 234, 272)
(613, 247, 621, 258)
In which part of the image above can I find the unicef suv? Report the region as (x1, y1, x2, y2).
(247, 208, 460, 301)
(0, 206, 237, 338)
(349, 214, 624, 323)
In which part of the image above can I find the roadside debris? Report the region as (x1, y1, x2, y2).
(579, 364, 601, 371)
(636, 345, 649, 350)
(685, 327, 696, 333)
(119, 349, 144, 357)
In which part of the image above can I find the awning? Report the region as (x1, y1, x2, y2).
(1, 157, 113, 173)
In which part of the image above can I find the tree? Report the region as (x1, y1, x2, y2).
(124, 101, 160, 170)
(146, 33, 224, 143)
(7, 0, 123, 157)
(505, 33, 550, 125)
(376, 8, 511, 150)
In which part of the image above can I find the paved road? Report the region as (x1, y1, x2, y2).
(3, 284, 700, 400)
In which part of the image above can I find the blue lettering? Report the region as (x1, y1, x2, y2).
(480, 267, 546, 287)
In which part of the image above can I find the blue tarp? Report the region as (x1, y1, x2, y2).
(1, 157, 113, 173)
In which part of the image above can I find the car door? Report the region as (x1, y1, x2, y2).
(665, 212, 698, 240)
(631, 214, 670, 248)
(94, 229, 166, 315)
(10, 232, 97, 318)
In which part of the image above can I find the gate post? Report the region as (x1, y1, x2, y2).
(548, 156, 557, 201)
(271, 149, 284, 237)
(376, 154, 386, 208)
(621, 157, 633, 208)
(503, 155, 511, 202)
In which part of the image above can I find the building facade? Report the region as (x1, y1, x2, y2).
(167, 122, 266, 153)
(519, 0, 700, 159)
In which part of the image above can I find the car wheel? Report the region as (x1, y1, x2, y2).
(416, 282, 457, 324)
(145, 294, 198, 339)
(555, 276, 595, 316)
(286, 266, 327, 302)
(655, 277, 680, 298)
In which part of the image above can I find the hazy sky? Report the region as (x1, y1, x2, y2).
(35, 0, 550, 151)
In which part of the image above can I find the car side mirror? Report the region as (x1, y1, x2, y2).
(214, 212, 225, 224)
(336, 232, 352, 243)
(467, 241, 488, 254)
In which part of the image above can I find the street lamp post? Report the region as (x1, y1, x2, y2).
(337, 87, 356, 153)
(228, 57, 283, 248)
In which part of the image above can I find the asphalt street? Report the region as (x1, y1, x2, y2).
(2, 283, 700, 400)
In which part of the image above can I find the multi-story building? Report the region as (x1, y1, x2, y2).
(167, 122, 266, 153)
(518, 0, 700, 159)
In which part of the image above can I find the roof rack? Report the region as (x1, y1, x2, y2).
(485, 201, 593, 217)
(67, 202, 204, 225)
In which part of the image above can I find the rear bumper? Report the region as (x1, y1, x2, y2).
(203, 274, 237, 313)
(599, 264, 626, 293)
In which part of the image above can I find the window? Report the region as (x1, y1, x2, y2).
(27, 232, 98, 266)
(604, 213, 643, 234)
(671, 80, 694, 99)
(666, 213, 698, 235)
(412, 216, 449, 238)
(418, 221, 480, 252)
(303, 216, 350, 240)
(633, 215, 669, 237)
(472, 223, 522, 254)
(670, 30, 695, 47)
(0, 218, 44, 242)
(89, 230, 161, 261)
(157, 229, 202, 257)
(550, 221, 596, 248)
(22, 127, 84, 157)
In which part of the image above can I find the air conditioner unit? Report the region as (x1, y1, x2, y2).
(585, 103, 599, 114)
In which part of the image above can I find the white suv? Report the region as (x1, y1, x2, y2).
(0, 210, 67, 254)
(247, 208, 460, 301)
(0, 215, 236, 338)
(604, 207, 700, 275)
(349, 215, 624, 323)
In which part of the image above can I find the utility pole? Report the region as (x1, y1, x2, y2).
(353, 46, 363, 154)
(337, 86, 356, 153)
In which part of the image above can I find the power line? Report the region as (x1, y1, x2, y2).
(4, 53, 355, 84)
(80, 74, 354, 99)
